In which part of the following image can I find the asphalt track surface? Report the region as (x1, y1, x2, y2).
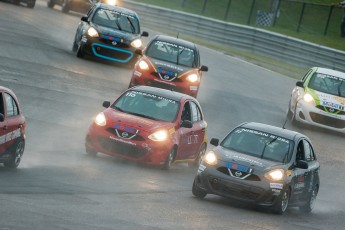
(0, 1, 345, 229)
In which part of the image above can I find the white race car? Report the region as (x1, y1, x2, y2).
(287, 67, 345, 133)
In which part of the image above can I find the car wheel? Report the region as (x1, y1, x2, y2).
(76, 45, 84, 58)
(272, 187, 290, 214)
(300, 185, 318, 213)
(162, 148, 175, 170)
(47, 0, 55, 8)
(27, 0, 35, 8)
(286, 100, 293, 120)
(86, 146, 97, 157)
(192, 179, 207, 199)
(188, 143, 206, 168)
(4, 139, 25, 168)
(62, 0, 70, 13)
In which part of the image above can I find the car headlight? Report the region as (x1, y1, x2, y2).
(204, 151, 217, 165)
(95, 112, 106, 126)
(103, 0, 116, 5)
(131, 39, 142, 48)
(138, 60, 149, 70)
(87, 27, 99, 38)
(186, 74, 198, 83)
(148, 130, 168, 142)
(303, 93, 315, 104)
(264, 169, 284, 181)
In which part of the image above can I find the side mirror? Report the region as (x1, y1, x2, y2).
(102, 101, 111, 108)
(210, 138, 219, 146)
(81, 16, 89, 23)
(296, 81, 304, 88)
(135, 49, 143, 55)
(141, 31, 149, 37)
(0, 113, 4, 122)
(181, 120, 193, 128)
(200, 65, 208, 72)
(296, 160, 308, 169)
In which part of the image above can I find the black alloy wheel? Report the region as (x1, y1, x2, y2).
(4, 139, 25, 168)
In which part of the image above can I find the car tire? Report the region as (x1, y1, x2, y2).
(162, 148, 175, 170)
(47, 0, 55, 8)
(188, 143, 206, 168)
(286, 100, 293, 120)
(76, 45, 84, 58)
(27, 0, 35, 8)
(192, 179, 207, 199)
(86, 146, 97, 157)
(300, 185, 318, 213)
(62, 0, 70, 13)
(272, 187, 290, 214)
(4, 139, 25, 168)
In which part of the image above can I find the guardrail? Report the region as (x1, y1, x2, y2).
(120, 0, 345, 73)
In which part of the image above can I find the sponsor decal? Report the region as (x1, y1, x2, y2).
(335, 96, 345, 104)
(198, 163, 206, 173)
(109, 136, 136, 146)
(125, 91, 177, 104)
(187, 134, 198, 145)
(154, 61, 184, 72)
(228, 154, 264, 167)
(226, 162, 252, 173)
(134, 71, 142, 77)
(270, 183, 283, 189)
(294, 183, 305, 189)
(321, 101, 344, 111)
(235, 128, 290, 144)
(190, 86, 198, 91)
(0, 128, 21, 145)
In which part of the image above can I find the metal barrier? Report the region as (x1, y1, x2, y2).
(121, 0, 345, 72)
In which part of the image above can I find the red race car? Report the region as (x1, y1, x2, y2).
(85, 86, 208, 169)
(129, 35, 208, 98)
(0, 86, 26, 168)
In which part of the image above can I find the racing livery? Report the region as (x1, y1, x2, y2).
(288, 67, 345, 133)
(0, 86, 26, 168)
(129, 35, 208, 98)
(192, 122, 320, 214)
(85, 86, 207, 169)
(72, 3, 149, 65)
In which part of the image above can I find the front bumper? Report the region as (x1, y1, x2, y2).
(295, 100, 345, 133)
(85, 123, 172, 165)
(194, 163, 284, 206)
(81, 36, 136, 64)
(131, 70, 199, 97)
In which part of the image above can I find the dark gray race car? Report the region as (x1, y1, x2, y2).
(192, 122, 320, 214)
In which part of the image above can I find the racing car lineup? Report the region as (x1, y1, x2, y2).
(8, 0, 345, 215)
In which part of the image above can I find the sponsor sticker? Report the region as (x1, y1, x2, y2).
(190, 86, 198, 91)
(270, 183, 283, 189)
(134, 71, 142, 77)
(198, 164, 206, 173)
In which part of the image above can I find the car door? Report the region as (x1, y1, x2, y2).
(188, 101, 206, 159)
(176, 101, 194, 160)
(290, 139, 313, 203)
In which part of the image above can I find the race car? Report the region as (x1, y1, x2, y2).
(47, 0, 115, 14)
(85, 86, 208, 169)
(192, 122, 320, 214)
(129, 35, 208, 98)
(287, 67, 345, 133)
(0, 86, 26, 168)
(72, 3, 149, 65)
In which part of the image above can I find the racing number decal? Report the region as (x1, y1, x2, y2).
(187, 134, 198, 144)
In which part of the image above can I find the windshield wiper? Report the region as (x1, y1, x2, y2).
(260, 137, 278, 159)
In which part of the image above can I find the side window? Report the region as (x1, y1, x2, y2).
(181, 102, 191, 122)
(4, 93, 19, 117)
(296, 140, 304, 161)
(190, 102, 202, 123)
(0, 93, 4, 115)
(303, 140, 315, 162)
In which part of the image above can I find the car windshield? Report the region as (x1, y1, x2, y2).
(308, 73, 345, 97)
(112, 90, 180, 122)
(146, 40, 196, 67)
(92, 8, 139, 34)
(220, 128, 293, 163)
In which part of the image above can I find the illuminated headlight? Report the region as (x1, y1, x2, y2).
(204, 151, 217, 165)
(95, 112, 106, 126)
(87, 27, 99, 38)
(131, 39, 142, 48)
(186, 74, 198, 82)
(138, 60, 149, 70)
(103, 0, 116, 5)
(264, 169, 284, 181)
(303, 93, 315, 104)
(148, 130, 168, 142)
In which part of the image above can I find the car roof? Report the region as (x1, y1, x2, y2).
(315, 67, 345, 79)
(240, 122, 303, 141)
(95, 3, 138, 18)
(153, 35, 197, 50)
(130, 86, 195, 102)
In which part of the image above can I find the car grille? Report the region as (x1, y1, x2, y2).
(92, 44, 133, 62)
(98, 136, 147, 158)
(217, 166, 261, 181)
(151, 72, 183, 82)
(315, 105, 345, 115)
(106, 128, 145, 141)
(309, 112, 345, 128)
(208, 177, 263, 201)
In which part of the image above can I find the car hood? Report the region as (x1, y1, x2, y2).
(215, 146, 283, 171)
(147, 57, 195, 77)
(307, 88, 345, 108)
(93, 24, 139, 42)
(104, 108, 172, 133)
